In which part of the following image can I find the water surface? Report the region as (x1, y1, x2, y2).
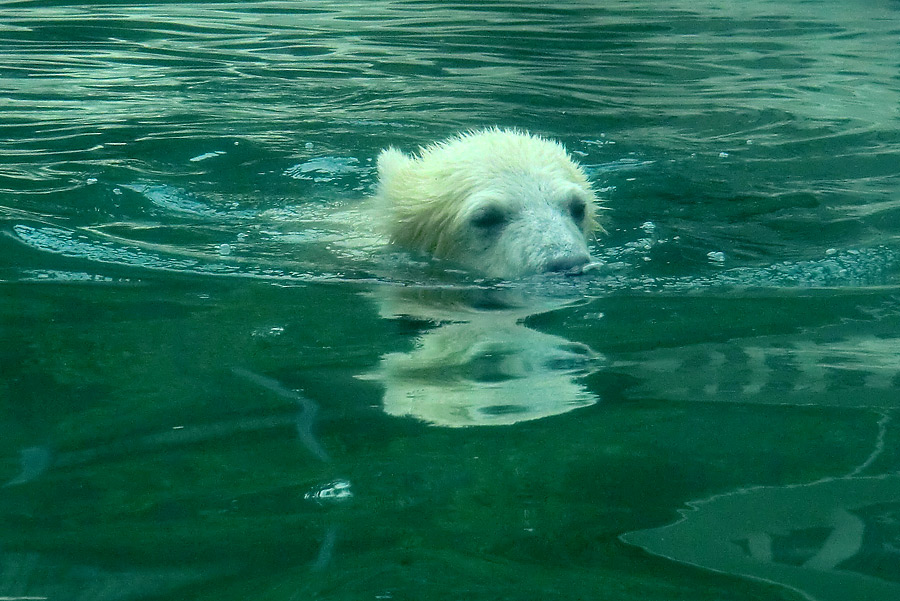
(2, 1, 900, 600)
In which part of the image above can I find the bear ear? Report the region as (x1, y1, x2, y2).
(376, 147, 411, 182)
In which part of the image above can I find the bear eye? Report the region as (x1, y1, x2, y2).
(568, 197, 587, 222)
(470, 205, 507, 230)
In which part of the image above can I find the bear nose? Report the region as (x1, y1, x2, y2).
(545, 254, 591, 275)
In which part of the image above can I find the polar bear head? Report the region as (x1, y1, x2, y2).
(374, 129, 602, 279)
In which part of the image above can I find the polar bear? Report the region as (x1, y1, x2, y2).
(374, 128, 602, 278)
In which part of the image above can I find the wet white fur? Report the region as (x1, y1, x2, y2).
(374, 128, 602, 278)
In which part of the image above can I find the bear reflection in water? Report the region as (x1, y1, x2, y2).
(361, 287, 602, 427)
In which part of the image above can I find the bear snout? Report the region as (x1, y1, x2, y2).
(544, 253, 592, 275)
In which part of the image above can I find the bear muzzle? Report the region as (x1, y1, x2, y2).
(544, 252, 592, 275)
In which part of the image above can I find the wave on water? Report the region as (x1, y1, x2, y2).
(8, 217, 899, 294)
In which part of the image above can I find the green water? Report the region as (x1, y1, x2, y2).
(2, 1, 900, 599)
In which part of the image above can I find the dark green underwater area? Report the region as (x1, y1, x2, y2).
(2, 1, 900, 600)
